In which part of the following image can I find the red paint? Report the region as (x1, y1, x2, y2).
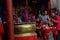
(47, 2, 51, 16)
(6, 0, 14, 40)
(25, 0, 29, 22)
(15, 36, 37, 40)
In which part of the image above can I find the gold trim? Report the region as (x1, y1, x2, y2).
(15, 33, 37, 37)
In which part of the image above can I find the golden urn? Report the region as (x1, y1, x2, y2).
(14, 22, 36, 34)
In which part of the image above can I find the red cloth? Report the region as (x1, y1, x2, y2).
(15, 36, 37, 40)
(40, 29, 52, 40)
(31, 16, 35, 22)
(44, 32, 48, 40)
(54, 15, 60, 30)
(0, 23, 4, 40)
(52, 29, 58, 35)
(39, 21, 46, 26)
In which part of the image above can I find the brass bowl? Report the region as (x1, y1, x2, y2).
(14, 22, 36, 34)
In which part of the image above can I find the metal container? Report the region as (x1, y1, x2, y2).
(14, 22, 36, 35)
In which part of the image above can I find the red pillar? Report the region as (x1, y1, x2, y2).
(48, 1, 51, 15)
(6, 0, 14, 40)
(25, 0, 29, 22)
